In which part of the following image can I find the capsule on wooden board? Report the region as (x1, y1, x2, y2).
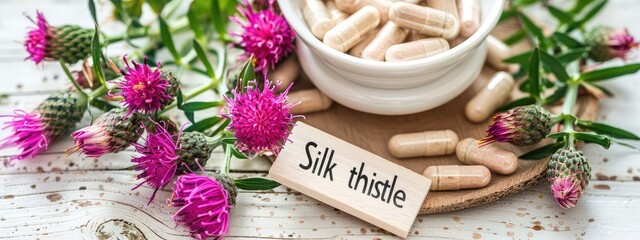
(324, 6, 381, 52)
(348, 29, 379, 57)
(385, 38, 449, 61)
(456, 138, 518, 175)
(465, 71, 515, 123)
(486, 35, 517, 72)
(388, 2, 459, 39)
(361, 22, 409, 61)
(388, 130, 459, 158)
(335, 0, 393, 23)
(457, 0, 480, 37)
(423, 165, 491, 191)
(287, 89, 333, 114)
(326, 0, 349, 23)
(303, 0, 335, 40)
(268, 55, 300, 92)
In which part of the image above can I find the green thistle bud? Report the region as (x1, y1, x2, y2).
(481, 105, 553, 146)
(70, 108, 142, 158)
(177, 132, 217, 172)
(547, 148, 591, 209)
(585, 26, 639, 62)
(212, 174, 239, 207)
(25, 12, 93, 64)
(36, 91, 87, 140)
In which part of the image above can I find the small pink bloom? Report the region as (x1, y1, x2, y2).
(550, 176, 582, 209)
(223, 80, 298, 156)
(0, 110, 48, 162)
(230, 1, 295, 73)
(70, 124, 111, 158)
(24, 11, 51, 64)
(170, 173, 231, 239)
(608, 29, 639, 60)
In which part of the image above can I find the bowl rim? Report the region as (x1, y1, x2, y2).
(277, 0, 505, 69)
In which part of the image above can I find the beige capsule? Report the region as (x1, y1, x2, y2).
(386, 38, 449, 61)
(456, 138, 518, 175)
(287, 89, 333, 114)
(423, 165, 491, 191)
(348, 28, 379, 57)
(361, 22, 410, 61)
(486, 35, 517, 72)
(457, 0, 480, 37)
(326, 0, 349, 23)
(388, 2, 459, 39)
(324, 6, 381, 52)
(465, 71, 514, 123)
(388, 130, 459, 158)
(303, 0, 336, 40)
(425, 0, 459, 21)
(448, 36, 466, 48)
(407, 30, 429, 41)
(335, 0, 393, 23)
(268, 55, 300, 92)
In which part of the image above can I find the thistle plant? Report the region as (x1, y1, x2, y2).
(489, 0, 640, 209)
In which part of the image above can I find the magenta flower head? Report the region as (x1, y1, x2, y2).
(547, 148, 591, 209)
(112, 55, 178, 115)
(230, 1, 296, 73)
(170, 173, 237, 239)
(24, 11, 93, 64)
(223, 80, 298, 156)
(586, 26, 640, 62)
(550, 176, 582, 209)
(480, 105, 553, 146)
(69, 108, 141, 158)
(1, 91, 86, 163)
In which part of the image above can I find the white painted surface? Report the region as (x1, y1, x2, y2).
(1, 0, 640, 239)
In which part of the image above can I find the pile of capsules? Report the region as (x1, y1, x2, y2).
(302, 0, 480, 61)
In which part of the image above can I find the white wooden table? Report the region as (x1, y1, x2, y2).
(1, 1, 640, 239)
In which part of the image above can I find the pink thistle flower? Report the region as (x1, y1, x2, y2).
(70, 124, 111, 158)
(480, 105, 553, 146)
(607, 29, 639, 60)
(223, 80, 298, 156)
(69, 108, 141, 158)
(550, 176, 582, 209)
(112, 55, 178, 115)
(586, 26, 640, 62)
(0, 110, 49, 162)
(170, 173, 231, 239)
(24, 11, 50, 64)
(132, 120, 181, 204)
(230, 1, 296, 73)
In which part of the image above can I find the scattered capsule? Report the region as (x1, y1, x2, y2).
(324, 6, 381, 52)
(335, 0, 393, 23)
(287, 89, 333, 114)
(388, 130, 459, 158)
(385, 38, 449, 61)
(423, 165, 491, 191)
(389, 2, 459, 39)
(268, 55, 300, 92)
(361, 22, 410, 61)
(457, 0, 480, 37)
(456, 138, 518, 175)
(326, 0, 349, 23)
(348, 28, 379, 57)
(465, 71, 514, 123)
(486, 35, 517, 72)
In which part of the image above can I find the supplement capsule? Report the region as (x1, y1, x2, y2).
(303, 0, 335, 40)
(389, 2, 459, 39)
(335, 0, 393, 23)
(361, 22, 409, 61)
(456, 138, 518, 175)
(268, 55, 300, 92)
(486, 35, 517, 72)
(457, 0, 479, 37)
(465, 71, 514, 123)
(324, 6, 381, 52)
(348, 29, 379, 57)
(386, 38, 449, 61)
(326, 0, 348, 23)
(388, 130, 459, 158)
(448, 36, 466, 48)
(426, 0, 459, 21)
(423, 165, 491, 191)
(287, 89, 333, 114)
(407, 30, 429, 41)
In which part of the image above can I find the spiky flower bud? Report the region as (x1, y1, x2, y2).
(25, 12, 94, 64)
(585, 26, 639, 62)
(547, 148, 591, 209)
(1, 91, 86, 161)
(176, 132, 217, 173)
(481, 105, 553, 146)
(69, 108, 141, 158)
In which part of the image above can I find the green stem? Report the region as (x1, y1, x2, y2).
(104, 16, 190, 45)
(158, 78, 219, 114)
(88, 85, 109, 100)
(562, 82, 580, 149)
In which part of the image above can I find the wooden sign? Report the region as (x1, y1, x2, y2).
(269, 122, 431, 238)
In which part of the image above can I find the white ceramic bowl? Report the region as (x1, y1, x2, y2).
(278, 0, 505, 115)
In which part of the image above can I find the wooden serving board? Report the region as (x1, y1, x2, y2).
(279, 20, 599, 214)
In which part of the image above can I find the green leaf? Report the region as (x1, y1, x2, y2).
(158, 16, 182, 65)
(527, 46, 541, 98)
(59, 60, 87, 96)
(556, 47, 588, 64)
(234, 178, 280, 191)
(588, 83, 614, 97)
(193, 40, 215, 78)
(574, 132, 611, 149)
(91, 98, 120, 112)
(581, 63, 640, 82)
(547, 132, 568, 139)
(88, 0, 99, 25)
(499, 8, 518, 23)
(503, 51, 531, 64)
(230, 147, 248, 159)
(184, 111, 196, 124)
(184, 116, 222, 132)
(520, 142, 565, 160)
(539, 51, 570, 82)
(497, 97, 536, 112)
(147, 0, 170, 14)
(211, 118, 230, 136)
(176, 87, 184, 107)
(179, 101, 221, 112)
(548, 6, 574, 24)
(91, 30, 106, 85)
(543, 85, 567, 104)
(518, 12, 546, 48)
(221, 137, 236, 145)
(570, 0, 593, 14)
(576, 120, 640, 140)
(553, 32, 584, 48)
(504, 30, 527, 46)
(567, 0, 607, 32)
(210, 0, 226, 40)
(188, 9, 205, 42)
(238, 56, 256, 91)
